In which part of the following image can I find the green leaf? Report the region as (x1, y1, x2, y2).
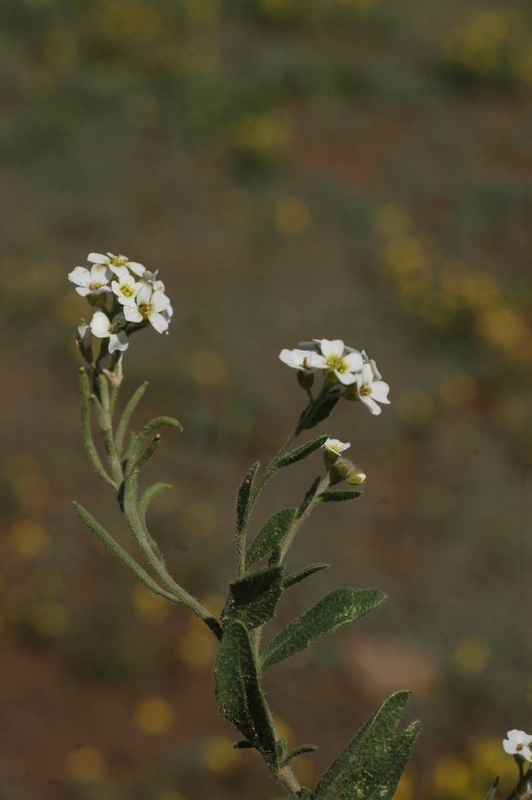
(283, 744, 318, 765)
(298, 476, 322, 517)
(214, 620, 277, 767)
(236, 462, 260, 535)
(277, 435, 329, 468)
(260, 588, 385, 671)
(314, 690, 419, 800)
(233, 740, 254, 749)
(483, 778, 499, 800)
(222, 566, 284, 629)
(283, 563, 329, 590)
(299, 393, 341, 432)
(319, 490, 363, 503)
(246, 508, 296, 569)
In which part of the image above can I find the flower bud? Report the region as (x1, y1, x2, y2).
(297, 370, 315, 391)
(328, 458, 366, 486)
(344, 384, 360, 402)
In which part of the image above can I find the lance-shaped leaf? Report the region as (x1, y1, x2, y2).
(222, 565, 284, 629)
(260, 588, 385, 671)
(314, 690, 419, 800)
(277, 435, 329, 468)
(236, 462, 260, 535)
(298, 393, 341, 432)
(319, 490, 363, 503)
(214, 619, 277, 767)
(283, 563, 329, 591)
(246, 508, 296, 570)
(483, 778, 499, 800)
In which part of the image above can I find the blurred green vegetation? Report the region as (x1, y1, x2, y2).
(1, 0, 532, 798)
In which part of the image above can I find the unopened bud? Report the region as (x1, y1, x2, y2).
(297, 370, 315, 391)
(344, 384, 360, 402)
(329, 458, 366, 486)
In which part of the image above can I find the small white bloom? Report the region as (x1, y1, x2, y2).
(90, 311, 129, 353)
(310, 339, 364, 385)
(111, 271, 143, 306)
(503, 730, 532, 761)
(87, 252, 146, 277)
(355, 362, 390, 415)
(323, 438, 351, 454)
(279, 348, 319, 373)
(123, 283, 171, 333)
(68, 264, 112, 296)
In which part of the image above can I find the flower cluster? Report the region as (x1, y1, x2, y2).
(503, 730, 532, 762)
(280, 339, 390, 415)
(69, 252, 172, 358)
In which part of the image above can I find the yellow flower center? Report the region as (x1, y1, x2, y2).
(111, 254, 128, 267)
(326, 355, 347, 374)
(121, 285, 135, 298)
(138, 302, 152, 318)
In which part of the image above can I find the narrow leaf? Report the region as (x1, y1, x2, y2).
(314, 690, 413, 800)
(297, 476, 322, 517)
(319, 490, 363, 503)
(138, 482, 172, 523)
(298, 393, 341, 432)
(277, 435, 329, 468)
(246, 508, 296, 569)
(283, 563, 329, 590)
(283, 744, 318, 764)
(236, 462, 260, 535)
(233, 740, 254, 750)
(222, 565, 284, 629)
(214, 620, 277, 766)
(484, 777, 499, 800)
(115, 381, 148, 454)
(261, 588, 385, 671)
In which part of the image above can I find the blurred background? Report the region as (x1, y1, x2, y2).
(1, 0, 532, 798)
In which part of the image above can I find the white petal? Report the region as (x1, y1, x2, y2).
(149, 312, 169, 333)
(68, 267, 91, 286)
(109, 331, 129, 353)
(124, 304, 143, 323)
(335, 369, 357, 385)
(308, 353, 327, 369)
(320, 339, 345, 358)
(90, 311, 111, 338)
(370, 381, 390, 404)
(87, 252, 109, 264)
(90, 264, 111, 283)
(136, 283, 152, 305)
(75, 286, 91, 296)
(360, 395, 382, 415)
(343, 351, 364, 372)
(126, 261, 145, 276)
(151, 289, 170, 313)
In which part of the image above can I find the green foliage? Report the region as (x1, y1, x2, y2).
(236, 461, 260, 535)
(298, 393, 341, 432)
(283, 744, 318, 765)
(277, 435, 329, 468)
(260, 588, 386, 671)
(214, 619, 278, 767)
(319, 490, 363, 503)
(283, 563, 329, 590)
(314, 691, 421, 800)
(246, 508, 297, 569)
(222, 565, 284, 629)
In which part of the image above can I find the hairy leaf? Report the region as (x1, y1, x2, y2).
(277, 435, 329, 468)
(283, 744, 318, 765)
(260, 588, 385, 671)
(314, 691, 419, 800)
(246, 508, 296, 569)
(298, 394, 341, 432)
(223, 565, 284, 629)
(214, 620, 277, 766)
(283, 563, 329, 590)
(297, 476, 322, 517)
(236, 462, 260, 534)
(319, 490, 363, 503)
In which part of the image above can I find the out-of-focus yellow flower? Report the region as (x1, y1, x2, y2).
(395, 769, 413, 800)
(274, 716, 293, 743)
(200, 594, 225, 617)
(229, 112, 291, 159)
(471, 737, 517, 785)
(397, 390, 434, 426)
(272, 196, 311, 235)
(29, 565, 64, 599)
(374, 203, 410, 239)
(338, 0, 379, 16)
(8, 520, 50, 558)
(202, 736, 242, 776)
(181, 37, 220, 73)
(31, 601, 69, 637)
(439, 370, 476, 407)
(433, 756, 472, 799)
(260, 0, 302, 23)
(133, 697, 175, 735)
(181, 502, 218, 537)
(132, 584, 170, 623)
(454, 635, 490, 676)
(384, 236, 427, 277)
(293, 755, 315, 785)
(513, 44, 532, 83)
(66, 745, 105, 783)
(189, 349, 229, 388)
(177, 618, 217, 668)
(5, 453, 51, 512)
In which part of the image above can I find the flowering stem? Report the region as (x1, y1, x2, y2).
(279, 474, 330, 562)
(115, 381, 149, 456)
(79, 369, 118, 490)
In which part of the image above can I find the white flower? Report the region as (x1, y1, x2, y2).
(323, 438, 351, 454)
(123, 283, 171, 333)
(87, 252, 146, 277)
(503, 730, 532, 761)
(355, 362, 390, 415)
(309, 339, 364, 385)
(90, 311, 129, 353)
(68, 264, 112, 296)
(279, 348, 319, 372)
(111, 269, 143, 306)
